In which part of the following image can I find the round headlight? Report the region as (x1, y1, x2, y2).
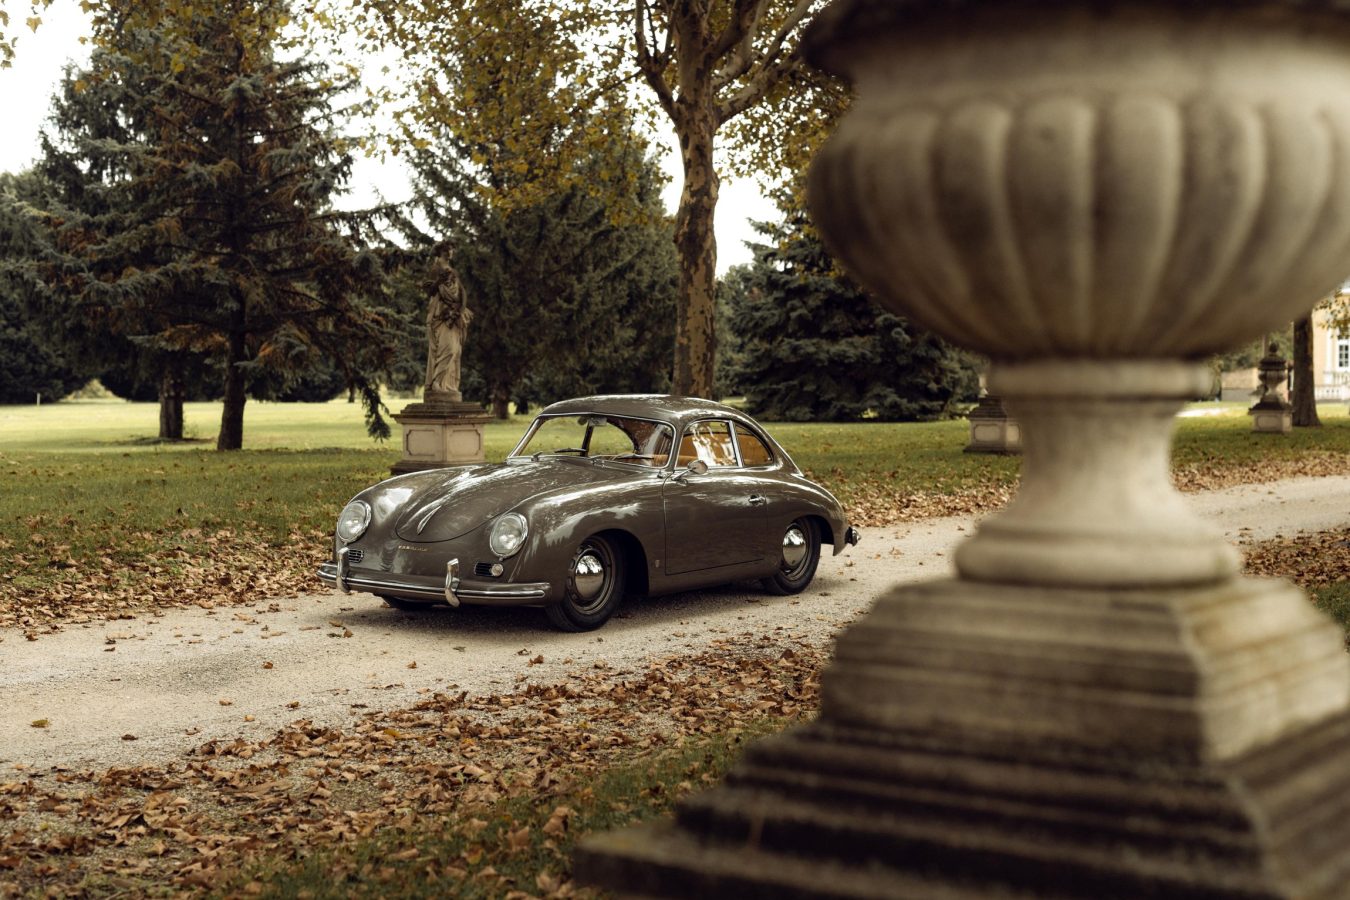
(336, 500, 371, 544)
(489, 513, 528, 557)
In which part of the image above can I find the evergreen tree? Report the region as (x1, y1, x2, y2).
(0, 171, 88, 404)
(730, 213, 979, 422)
(390, 123, 677, 417)
(34, 2, 393, 449)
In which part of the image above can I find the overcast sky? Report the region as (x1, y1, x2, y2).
(0, 0, 774, 273)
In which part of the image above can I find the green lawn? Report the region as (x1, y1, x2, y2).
(3, 397, 1350, 626)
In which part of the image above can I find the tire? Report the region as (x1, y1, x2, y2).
(381, 595, 435, 612)
(762, 518, 821, 595)
(545, 535, 625, 632)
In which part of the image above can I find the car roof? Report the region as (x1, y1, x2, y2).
(537, 394, 764, 431)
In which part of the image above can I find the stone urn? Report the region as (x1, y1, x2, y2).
(809, 1, 1350, 590)
(576, 2, 1350, 897)
(1250, 341, 1294, 432)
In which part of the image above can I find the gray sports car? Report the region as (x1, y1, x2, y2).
(317, 395, 860, 631)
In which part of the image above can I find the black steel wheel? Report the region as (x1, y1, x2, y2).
(545, 535, 625, 632)
(762, 518, 821, 595)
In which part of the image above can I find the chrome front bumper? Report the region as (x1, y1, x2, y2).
(845, 526, 861, 546)
(318, 550, 550, 607)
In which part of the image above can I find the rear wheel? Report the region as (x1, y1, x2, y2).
(762, 518, 821, 595)
(545, 535, 624, 632)
(381, 595, 435, 612)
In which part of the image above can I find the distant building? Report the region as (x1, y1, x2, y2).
(1312, 307, 1350, 401)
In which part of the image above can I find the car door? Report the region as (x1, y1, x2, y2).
(661, 419, 770, 576)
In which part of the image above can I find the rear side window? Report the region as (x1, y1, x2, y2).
(735, 425, 774, 466)
(678, 420, 738, 468)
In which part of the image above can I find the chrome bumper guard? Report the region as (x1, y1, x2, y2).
(317, 560, 549, 605)
(845, 526, 861, 546)
(444, 558, 461, 608)
(336, 546, 351, 593)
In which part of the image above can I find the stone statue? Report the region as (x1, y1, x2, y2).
(423, 253, 473, 403)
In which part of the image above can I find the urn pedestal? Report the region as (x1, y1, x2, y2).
(390, 391, 492, 476)
(577, 1, 1350, 897)
(1250, 345, 1294, 434)
(963, 394, 1021, 454)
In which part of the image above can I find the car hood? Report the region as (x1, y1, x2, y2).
(383, 459, 626, 543)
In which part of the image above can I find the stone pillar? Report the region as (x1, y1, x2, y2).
(1250, 343, 1293, 433)
(390, 391, 492, 476)
(576, 3, 1350, 897)
(963, 393, 1021, 454)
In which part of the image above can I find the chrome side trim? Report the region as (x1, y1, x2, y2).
(457, 585, 550, 600)
(336, 547, 351, 594)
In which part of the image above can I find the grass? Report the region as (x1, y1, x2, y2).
(219, 719, 790, 899)
(1312, 582, 1350, 634)
(3, 396, 1350, 623)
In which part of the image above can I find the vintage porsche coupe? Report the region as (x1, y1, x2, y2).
(317, 395, 860, 631)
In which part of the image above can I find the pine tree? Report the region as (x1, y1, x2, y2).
(730, 213, 979, 422)
(389, 123, 677, 418)
(36, 2, 394, 449)
(0, 171, 89, 404)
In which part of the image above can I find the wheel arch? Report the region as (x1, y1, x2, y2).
(594, 528, 650, 597)
(804, 514, 834, 547)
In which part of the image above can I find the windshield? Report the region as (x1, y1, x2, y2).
(510, 414, 675, 467)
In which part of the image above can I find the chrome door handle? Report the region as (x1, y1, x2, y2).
(749, 495, 767, 506)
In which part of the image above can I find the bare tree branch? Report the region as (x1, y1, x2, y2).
(708, 0, 767, 75)
(717, 47, 802, 124)
(634, 0, 677, 122)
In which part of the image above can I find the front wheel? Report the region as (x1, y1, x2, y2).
(545, 535, 625, 632)
(762, 518, 821, 595)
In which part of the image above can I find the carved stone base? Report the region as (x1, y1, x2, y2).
(390, 401, 493, 475)
(576, 577, 1350, 898)
(964, 395, 1022, 455)
(1250, 401, 1293, 434)
(579, 713, 1350, 899)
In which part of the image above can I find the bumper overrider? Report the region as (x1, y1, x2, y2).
(317, 548, 551, 608)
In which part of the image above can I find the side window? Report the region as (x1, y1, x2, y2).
(735, 425, 774, 467)
(677, 420, 738, 468)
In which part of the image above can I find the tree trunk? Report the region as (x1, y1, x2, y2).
(672, 105, 719, 399)
(1291, 314, 1321, 427)
(218, 331, 247, 450)
(158, 364, 185, 441)
(492, 387, 510, 420)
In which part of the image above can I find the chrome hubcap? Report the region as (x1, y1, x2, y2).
(782, 525, 808, 571)
(572, 551, 606, 600)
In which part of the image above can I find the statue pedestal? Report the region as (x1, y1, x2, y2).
(1249, 399, 1293, 434)
(964, 394, 1022, 455)
(579, 577, 1350, 898)
(390, 394, 493, 476)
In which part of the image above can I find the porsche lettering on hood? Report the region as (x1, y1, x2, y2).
(391, 460, 623, 543)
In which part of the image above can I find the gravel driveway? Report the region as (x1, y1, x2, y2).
(4, 474, 1349, 772)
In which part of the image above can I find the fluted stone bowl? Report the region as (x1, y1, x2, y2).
(806, 1, 1350, 360)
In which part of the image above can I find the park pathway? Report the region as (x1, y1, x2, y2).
(3, 474, 1349, 772)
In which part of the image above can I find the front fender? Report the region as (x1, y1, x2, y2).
(510, 477, 664, 585)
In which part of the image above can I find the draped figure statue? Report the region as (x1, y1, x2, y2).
(423, 253, 473, 402)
